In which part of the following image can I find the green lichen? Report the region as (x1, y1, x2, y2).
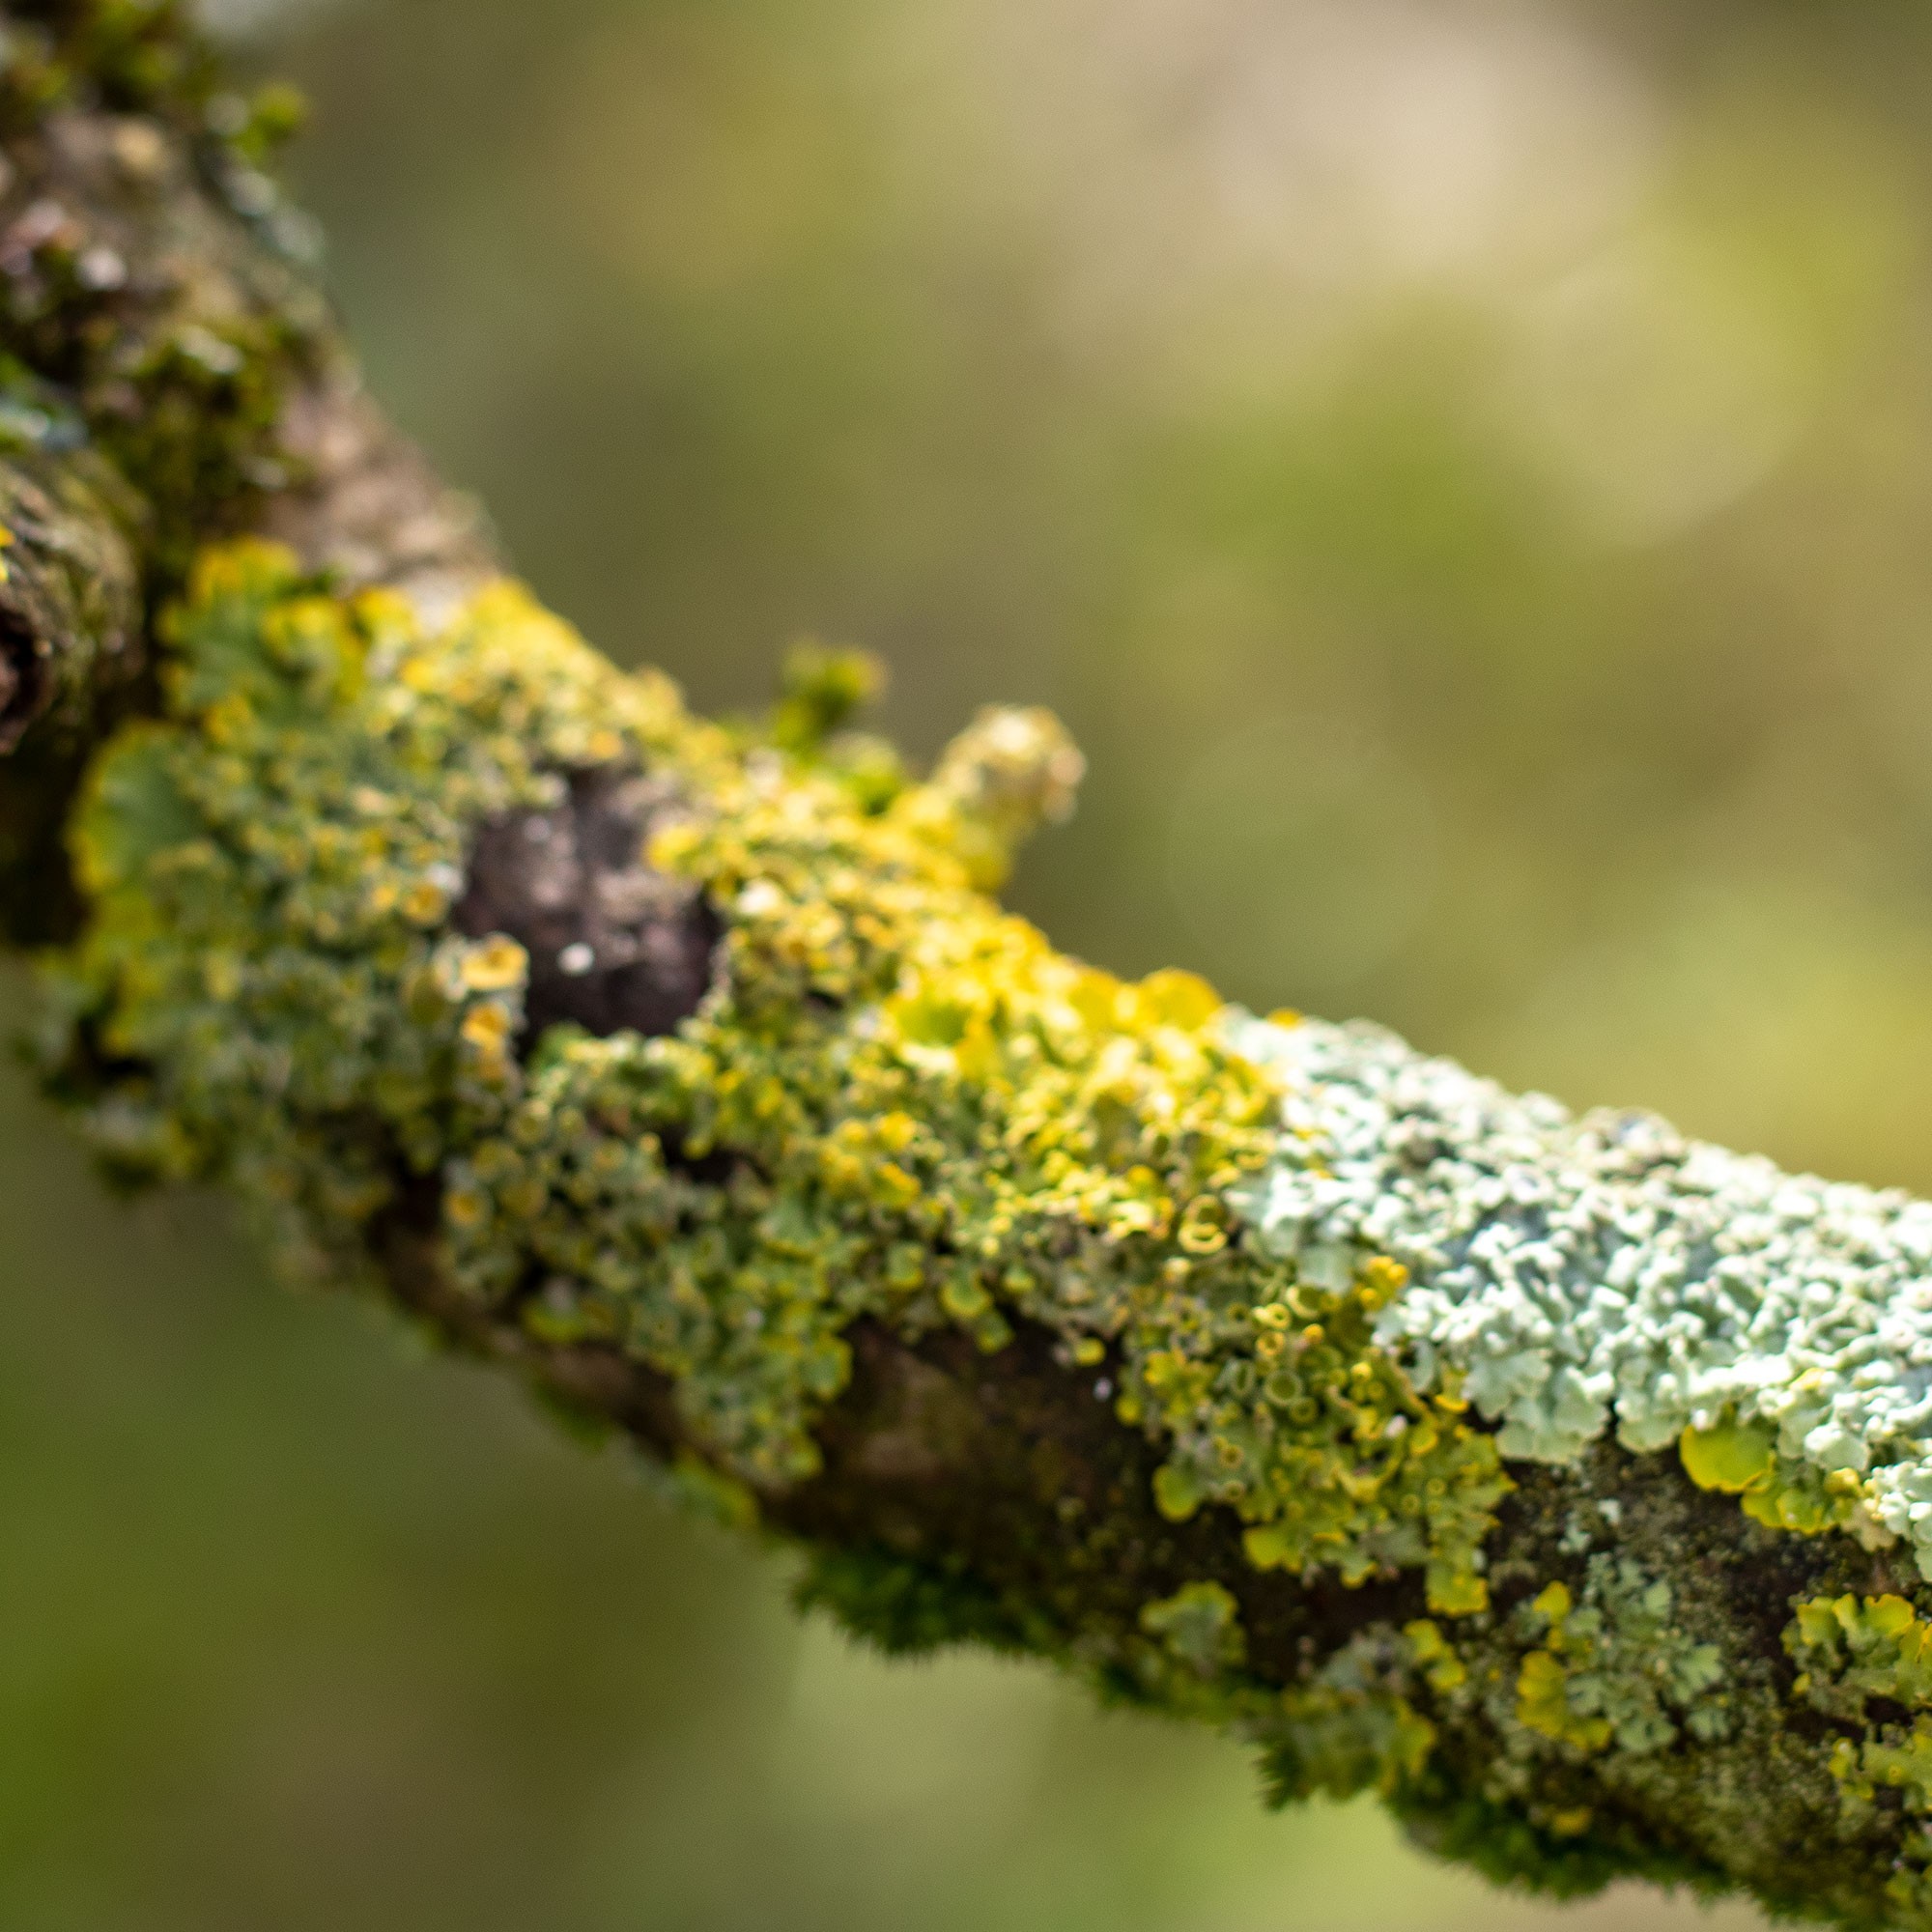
(1260, 1628, 1438, 1806)
(1515, 1563, 1727, 1758)
(1339, 1518, 1768, 1903)
(1140, 1579, 1247, 1678)
(1787, 1594, 1932, 1927)
(54, 541, 1508, 1642)
(1516, 1581, 1613, 1753)
(44, 538, 1932, 1928)
(1683, 1417, 1889, 1544)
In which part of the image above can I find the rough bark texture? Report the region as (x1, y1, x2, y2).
(8, 11, 1932, 1930)
(0, 0, 492, 941)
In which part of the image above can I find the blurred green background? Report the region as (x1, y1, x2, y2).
(14, 0, 1932, 1922)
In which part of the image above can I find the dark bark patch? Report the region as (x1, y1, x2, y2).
(0, 614, 30, 744)
(453, 766, 722, 1044)
(771, 1315, 1426, 1678)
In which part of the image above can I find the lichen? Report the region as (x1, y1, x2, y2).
(1227, 1012, 1932, 1579)
(0, 5, 326, 579)
(1140, 1579, 1247, 1679)
(1514, 1562, 1727, 1758)
(1787, 1594, 1932, 1927)
(45, 539, 1932, 1929)
(1259, 1627, 1437, 1806)
(1136, 1251, 1508, 1617)
(53, 540, 1506, 1632)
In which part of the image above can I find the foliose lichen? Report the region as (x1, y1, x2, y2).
(47, 539, 1932, 1927)
(54, 540, 1506, 1624)
(1226, 1012, 1932, 1578)
(1787, 1593, 1932, 1926)
(1513, 1560, 1728, 1757)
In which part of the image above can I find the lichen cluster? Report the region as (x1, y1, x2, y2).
(52, 543, 701, 1210)
(1130, 1555, 1729, 1862)
(47, 539, 1932, 1927)
(10, 9, 1932, 1922)
(1513, 1561, 1728, 1757)
(0, 2, 323, 577)
(55, 540, 1505, 1625)
(1788, 1594, 1932, 1924)
(1123, 1590, 1443, 1818)
(1134, 1248, 1508, 1616)
(1226, 1012, 1932, 1578)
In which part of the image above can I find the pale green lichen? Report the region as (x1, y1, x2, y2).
(1140, 1579, 1247, 1679)
(1515, 1562, 1727, 1758)
(1226, 1013, 1932, 1579)
(53, 540, 1506, 1618)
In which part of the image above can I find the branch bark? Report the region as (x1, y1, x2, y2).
(2, 10, 1929, 1929)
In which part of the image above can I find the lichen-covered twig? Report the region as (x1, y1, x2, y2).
(9, 9, 1932, 1928)
(0, 0, 491, 942)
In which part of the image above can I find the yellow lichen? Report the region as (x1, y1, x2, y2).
(55, 538, 1510, 1644)
(1680, 1419, 1776, 1494)
(1518, 1583, 1614, 1753)
(1403, 1618, 1468, 1693)
(1683, 1417, 1890, 1547)
(1787, 1590, 1932, 1926)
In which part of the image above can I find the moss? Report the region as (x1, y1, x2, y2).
(89, 313, 308, 575)
(793, 1545, 1049, 1658)
(1392, 1778, 1730, 1902)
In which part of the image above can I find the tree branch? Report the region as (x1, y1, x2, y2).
(0, 0, 491, 939)
(3, 10, 1931, 1929)
(0, 442, 139, 752)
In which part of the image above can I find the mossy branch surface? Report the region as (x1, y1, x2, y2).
(7, 10, 1932, 1928)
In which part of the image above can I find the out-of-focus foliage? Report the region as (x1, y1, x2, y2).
(13, 0, 1932, 1920)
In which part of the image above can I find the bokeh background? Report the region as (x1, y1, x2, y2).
(12, 0, 1932, 1922)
